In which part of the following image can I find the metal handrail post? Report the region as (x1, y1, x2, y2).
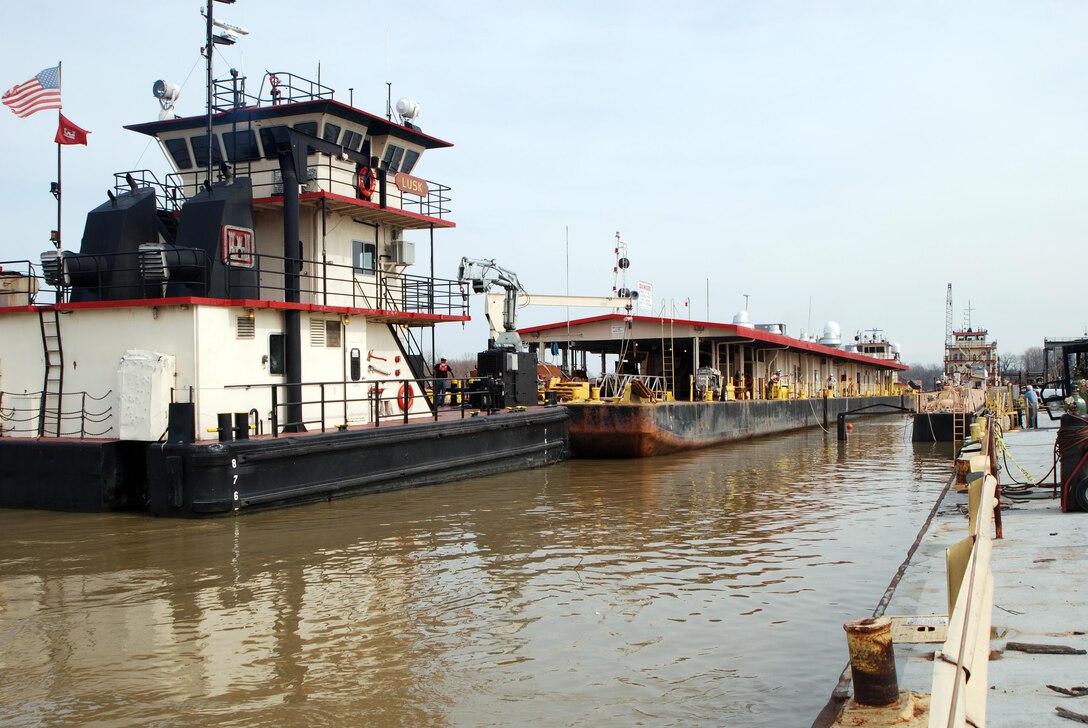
(270, 385, 279, 436)
(319, 383, 325, 433)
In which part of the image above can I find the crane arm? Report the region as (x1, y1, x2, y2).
(457, 256, 526, 348)
(457, 257, 524, 295)
(458, 256, 635, 350)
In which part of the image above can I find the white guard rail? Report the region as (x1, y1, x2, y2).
(929, 472, 997, 728)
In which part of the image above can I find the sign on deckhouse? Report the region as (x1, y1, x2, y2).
(394, 172, 429, 197)
(222, 225, 255, 268)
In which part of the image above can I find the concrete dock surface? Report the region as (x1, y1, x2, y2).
(887, 412, 1088, 726)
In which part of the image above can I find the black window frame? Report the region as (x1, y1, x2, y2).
(352, 240, 377, 275)
(269, 333, 286, 375)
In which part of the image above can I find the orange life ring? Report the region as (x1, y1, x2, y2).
(397, 382, 414, 411)
(356, 166, 375, 200)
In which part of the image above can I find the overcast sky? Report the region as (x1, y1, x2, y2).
(2, 2, 1085, 365)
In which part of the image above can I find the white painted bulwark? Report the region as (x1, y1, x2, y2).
(118, 350, 176, 441)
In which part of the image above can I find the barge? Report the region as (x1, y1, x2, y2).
(521, 314, 912, 457)
(0, 5, 568, 516)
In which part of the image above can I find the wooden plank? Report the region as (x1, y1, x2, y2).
(1056, 706, 1088, 724)
(1006, 642, 1087, 655)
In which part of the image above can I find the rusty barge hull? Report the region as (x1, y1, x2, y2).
(566, 396, 908, 457)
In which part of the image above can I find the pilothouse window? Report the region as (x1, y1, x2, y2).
(380, 144, 405, 173)
(402, 149, 420, 174)
(222, 130, 260, 162)
(322, 122, 341, 143)
(259, 125, 287, 159)
(190, 134, 224, 167)
(341, 130, 363, 152)
(164, 138, 192, 170)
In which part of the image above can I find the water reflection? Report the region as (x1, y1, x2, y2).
(0, 418, 950, 726)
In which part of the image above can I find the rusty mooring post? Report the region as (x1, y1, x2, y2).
(843, 616, 899, 706)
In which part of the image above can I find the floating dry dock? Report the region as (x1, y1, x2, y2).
(817, 413, 1088, 726)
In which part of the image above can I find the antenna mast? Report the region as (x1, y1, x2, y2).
(204, 0, 215, 188)
(944, 283, 953, 348)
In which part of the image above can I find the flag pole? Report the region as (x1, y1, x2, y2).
(56, 60, 62, 253)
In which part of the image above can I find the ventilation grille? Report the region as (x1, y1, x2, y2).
(236, 316, 255, 339)
(309, 318, 325, 346)
(139, 243, 169, 282)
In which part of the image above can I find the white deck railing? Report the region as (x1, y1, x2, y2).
(929, 427, 999, 727)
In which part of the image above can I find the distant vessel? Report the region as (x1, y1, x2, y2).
(945, 326, 998, 388)
(0, 3, 568, 516)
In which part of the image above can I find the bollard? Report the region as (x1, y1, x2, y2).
(216, 412, 233, 442)
(234, 411, 250, 440)
(843, 616, 899, 706)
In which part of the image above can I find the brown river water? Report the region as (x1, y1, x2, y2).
(0, 418, 950, 727)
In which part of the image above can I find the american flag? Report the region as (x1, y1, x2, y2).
(2, 66, 62, 118)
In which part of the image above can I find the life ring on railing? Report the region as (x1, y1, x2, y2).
(356, 166, 375, 201)
(397, 382, 415, 411)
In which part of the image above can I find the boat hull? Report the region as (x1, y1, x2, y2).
(0, 409, 570, 516)
(0, 439, 148, 511)
(910, 411, 977, 442)
(566, 396, 908, 457)
(147, 408, 570, 516)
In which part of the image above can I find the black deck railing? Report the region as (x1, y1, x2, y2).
(223, 377, 502, 437)
(0, 252, 468, 318)
(157, 160, 452, 222)
(112, 170, 185, 213)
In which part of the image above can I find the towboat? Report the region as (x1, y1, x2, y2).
(0, 13, 568, 516)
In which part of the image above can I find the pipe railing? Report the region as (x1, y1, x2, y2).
(0, 251, 468, 319)
(0, 389, 114, 439)
(223, 376, 506, 438)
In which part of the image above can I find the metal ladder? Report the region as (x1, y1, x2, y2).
(660, 317, 675, 397)
(38, 308, 64, 437)
(952, 390, 966, 454)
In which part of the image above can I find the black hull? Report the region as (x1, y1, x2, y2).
(1, 409, 570, 517)
(0, 439, 148, 511)
(911, 411, 976, 442)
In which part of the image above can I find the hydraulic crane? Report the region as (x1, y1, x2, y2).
(457, 257, 528, 351)
(457, 256, 634, 352)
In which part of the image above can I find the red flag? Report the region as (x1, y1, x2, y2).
(55, 113, 90, 145)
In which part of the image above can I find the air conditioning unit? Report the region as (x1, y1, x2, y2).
(388, 239, 415, 265)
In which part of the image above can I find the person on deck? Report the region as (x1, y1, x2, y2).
(433, 358, 452, 406)
(1024, 385, 1039, 429)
